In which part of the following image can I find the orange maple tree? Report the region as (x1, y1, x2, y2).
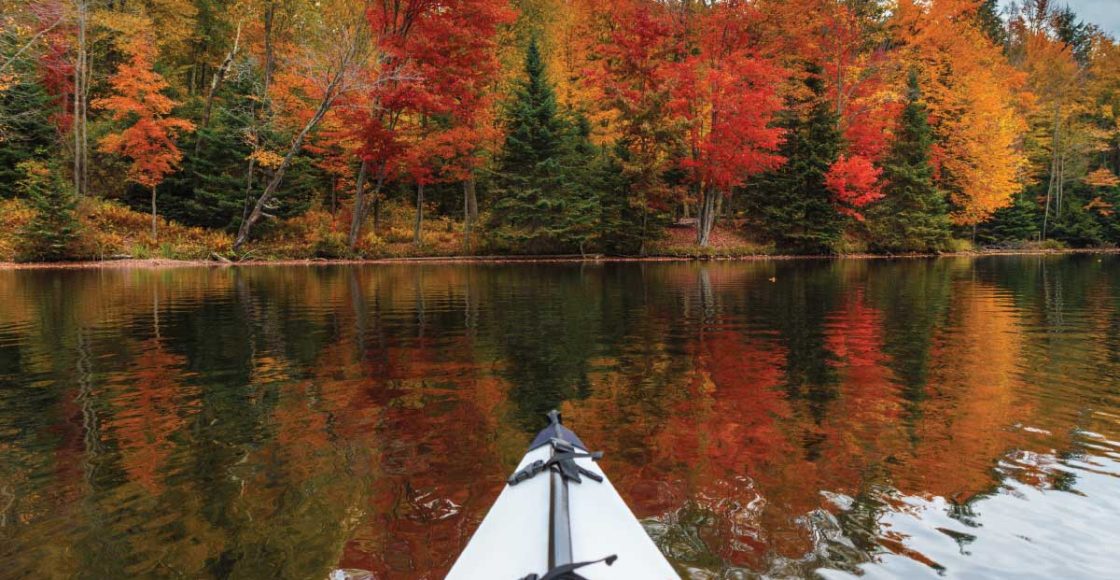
(94, 33, 194, 239)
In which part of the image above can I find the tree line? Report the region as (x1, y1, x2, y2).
(1, 0, 1119, 260)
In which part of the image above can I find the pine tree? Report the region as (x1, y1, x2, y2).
(491, 37, 599, 254)
(0, 54, 55, 192)
(976, 0, 1007, 48)
(869, 72, 951, 253)
(976, 192, 1041, 245)
(164, 89, 255, 230)
(748, 66, 843, 254)
(17, 161, 82, 262)
(597, 142, 653, 255)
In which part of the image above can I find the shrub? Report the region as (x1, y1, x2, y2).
(312, 229, 350, 258)
(946, 238, 975, 253)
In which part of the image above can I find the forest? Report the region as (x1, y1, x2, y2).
(0, 0, 1118, 261)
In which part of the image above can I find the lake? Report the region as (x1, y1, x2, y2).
(0, 256, 1118, 578)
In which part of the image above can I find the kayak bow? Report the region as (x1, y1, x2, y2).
(447, 410, 678, 579)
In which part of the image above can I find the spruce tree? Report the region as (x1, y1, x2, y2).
(976, 192, 1041, 245)
(0, 54, 56, 193)
(17, 161, 82, 262)
(491, 37, 599, 254)
(747, 65, 843, 254)
(976, 0, 1007, 48)
(869, 72, 951, 253)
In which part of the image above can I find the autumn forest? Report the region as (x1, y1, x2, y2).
(1, 0, 1119, 261)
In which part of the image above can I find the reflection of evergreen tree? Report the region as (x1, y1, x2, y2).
(484, 265, 601, 430)
(866, 260, 953, 438)
(759, 262, 843, 429)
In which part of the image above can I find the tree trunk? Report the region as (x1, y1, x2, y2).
(151, 185, 158, 240)
(348, 160, 388, 249)
(697, 186, 718, 247)
(234, 66, 348, 251)
(466, 174, 478, 222)
(196, 23, 241, 156)
(1043, 104, 1061, 240)
(413, 182, 424, 246)
(262, 2, 275, 92)
(348, 158, 369, 248)
(373, 194, 381, 235)
(463, 178, 474, 249)
(73, 0, 87, 196)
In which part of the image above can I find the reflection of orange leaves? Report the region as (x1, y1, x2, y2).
(107, 338, 194, 494)
(902, 282, 1026, 502)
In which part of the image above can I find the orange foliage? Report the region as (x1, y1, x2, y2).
(93, 33, 194, 190)
(896, 0, 1030, 225)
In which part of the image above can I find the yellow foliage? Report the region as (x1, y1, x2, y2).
(897, 0, 1031, 225)
(248, 149, 286, 169)
(0, 198, 231, 262)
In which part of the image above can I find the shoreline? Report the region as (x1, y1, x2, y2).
(0, 247, 1117, 270)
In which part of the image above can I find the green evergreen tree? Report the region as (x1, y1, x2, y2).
(869, 72, 951, 253)
(17, 161, 82, 262)
(597, 141, 656, 255)
(1049, 182, 1104, 247)
(747, 65, 843, 254)
(976, 0, 1007, 48)
(976, 192, 1041, 245)
(490, 37, 599, 254)
(164, 95, 255, 229)
(0, 51, 56, 193)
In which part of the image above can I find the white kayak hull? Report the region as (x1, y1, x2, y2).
(447, 412, 678, 579)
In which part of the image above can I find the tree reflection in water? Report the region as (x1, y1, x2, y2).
(0, 256, 1117, 578)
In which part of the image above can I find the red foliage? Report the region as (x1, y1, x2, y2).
(825, 154, 884, 220)
(666, 1, 786, 195)
(356, 0, 513, 187)
(30, 0, 74, 133)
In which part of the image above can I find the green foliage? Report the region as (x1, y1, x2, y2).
(977, 193, 1042, 245)
(0, 54, 56, 194)
(976, 0, 1007, 48)
(17, 162, 82, 262)
(1049, 190, 1105, 248)
(869, 72, 951, 253)
(747, 67, 844, 254)
(311, 229, 350, 258)
(163, 89, 255, 230)
(490, 38, 602, 254)
(596, 142, 662, 255)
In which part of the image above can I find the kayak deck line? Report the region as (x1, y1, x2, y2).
(447, 410, 679, 579)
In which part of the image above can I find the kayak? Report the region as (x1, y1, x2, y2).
(447, 410, 678, 579)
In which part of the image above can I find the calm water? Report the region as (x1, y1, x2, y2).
(0, 257, 1118, 579)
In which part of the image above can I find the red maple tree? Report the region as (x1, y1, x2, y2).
(666, 1, 786, 246)
(94, 35, 194, 239)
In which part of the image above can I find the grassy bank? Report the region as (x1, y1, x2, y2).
(0, 197, 1113, 268)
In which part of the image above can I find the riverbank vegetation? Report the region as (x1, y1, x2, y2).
(1, 0, 1118, 262)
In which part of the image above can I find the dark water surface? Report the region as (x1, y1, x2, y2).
(1, 256, 1118, 579)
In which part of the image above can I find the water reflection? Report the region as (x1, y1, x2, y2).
(0, 257, 1118, 578)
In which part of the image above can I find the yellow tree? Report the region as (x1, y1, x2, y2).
(1011, 4, 1109, 236)
(895, 0, 1031, 226)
